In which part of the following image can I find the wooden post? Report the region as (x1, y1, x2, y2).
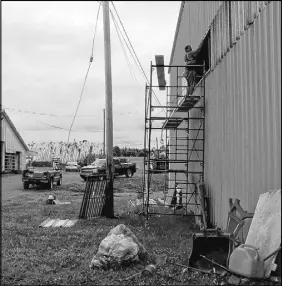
(101, 0, 114, 218)
(87, 145, 93, 165)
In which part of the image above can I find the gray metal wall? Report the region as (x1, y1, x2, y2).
(169, 1, 281, 237)
(205, 1, 281, 236)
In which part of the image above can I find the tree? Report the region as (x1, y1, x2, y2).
(79, 154, 96, 166)
(113, 146, 121, 157)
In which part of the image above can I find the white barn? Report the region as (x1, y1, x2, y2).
(1, 110, 29, 172)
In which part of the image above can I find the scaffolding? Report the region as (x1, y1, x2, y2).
(142, 59, 206, 221)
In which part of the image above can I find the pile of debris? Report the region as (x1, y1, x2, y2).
(89, 224, 147, 269)
(90, 189, 281, 285)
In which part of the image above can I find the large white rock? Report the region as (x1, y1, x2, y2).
(90, 224, 147, 269)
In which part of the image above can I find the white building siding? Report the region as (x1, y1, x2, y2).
(1, 115, 27, 171)
(169, 1, 281, 236)
(204, 1, 281, 236)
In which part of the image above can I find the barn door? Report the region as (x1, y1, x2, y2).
(5, 153, 16, 171)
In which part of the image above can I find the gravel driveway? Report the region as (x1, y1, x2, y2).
(1, 170, 85, 205)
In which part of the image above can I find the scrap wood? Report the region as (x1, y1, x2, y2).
(167, 260, 213, 275)
(53, 200, 71, 205)
(39, 218, 78, 228)
(124, 271, 141, 281)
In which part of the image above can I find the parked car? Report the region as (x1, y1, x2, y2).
(80, 158, 137, 181)
(65, 162, 80, 172)
(22, 167, 62, 189)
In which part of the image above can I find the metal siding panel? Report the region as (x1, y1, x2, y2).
(170, 1, 224, 71)
(246, 25, 255, 213)
(4, 118, 26, 155)
(205, 1, 281, 229)
(239, 33, 246, 213)
(267, 1, 281, 189)
(265, 4, 276, 189)
(170, 1, 280, 229)
(274, 1, 281, 189)
(260, 6, 271, 191)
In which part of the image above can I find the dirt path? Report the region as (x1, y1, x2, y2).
(1, 171, 85, 205)
(1, 158, 144, 205)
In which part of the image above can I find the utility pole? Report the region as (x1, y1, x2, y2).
(101, 0, 114, 218)
(87, 145, 93, 165)
(103, 108, 105, 157)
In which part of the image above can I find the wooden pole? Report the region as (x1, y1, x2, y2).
(101, 0, 114, 218)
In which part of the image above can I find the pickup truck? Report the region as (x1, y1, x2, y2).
(22, 167, 62, 189)
(80, 157, 136, 181)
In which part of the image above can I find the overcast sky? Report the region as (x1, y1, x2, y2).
(2, 1, 180, 148)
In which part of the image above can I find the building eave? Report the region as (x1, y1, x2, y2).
(1, 110, 29, 152)
(168, 1, 185, 74)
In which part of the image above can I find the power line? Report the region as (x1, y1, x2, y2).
(18, 114, 103, 133)
(3, 107, 99, 118)
(67, 3, 101, 143)
(3, 105, 140, 118)
(110, 10, 139, 85)
(110, 9, 141, 82)
(6, 109, 142, 134)
(110, 1, 165, 114)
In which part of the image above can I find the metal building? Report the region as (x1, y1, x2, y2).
(168, 1, 281, 237)
(1, 110, 29, 172)
(143, 1, 280, 240)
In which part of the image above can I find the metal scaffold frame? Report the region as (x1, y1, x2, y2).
(142, 61, 206, 221)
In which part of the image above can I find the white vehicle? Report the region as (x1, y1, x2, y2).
(65, 162, 80, 172)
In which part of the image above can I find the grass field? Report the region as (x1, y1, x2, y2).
(2, 158, 280, 285)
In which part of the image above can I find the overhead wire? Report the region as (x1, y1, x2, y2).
(7, 109, 104, 133)
(3, 106, 141, 133)
(3, 107, 99, 118)
(110, 10, 139, 85)
(110, 1, 166, 114)
(3, 106, 139, 118)
(109, 9, 143, 85)
(67, 2, 101, 143)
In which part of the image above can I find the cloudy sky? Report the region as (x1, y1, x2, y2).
(2, 1, 180, 148)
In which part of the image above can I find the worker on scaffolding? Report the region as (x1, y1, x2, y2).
(183, 44, 201, 95)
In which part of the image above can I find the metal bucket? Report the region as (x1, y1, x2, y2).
(188, 229, 233, 271)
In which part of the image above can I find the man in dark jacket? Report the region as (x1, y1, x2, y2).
(183, 45, 201, 95)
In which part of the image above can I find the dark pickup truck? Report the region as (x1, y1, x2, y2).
(22, 167, 62, 189)
(80, 157, 136, 181)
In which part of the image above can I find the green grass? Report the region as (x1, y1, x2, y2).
(2, 173, 280, 285)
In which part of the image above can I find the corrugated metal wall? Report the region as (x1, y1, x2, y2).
(169, 1, 281, 237)
(205, 0, 281, 236)
(2, 117, 27, 170)
(170, 1, 223, 71)
(210, 1, 272, 70)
